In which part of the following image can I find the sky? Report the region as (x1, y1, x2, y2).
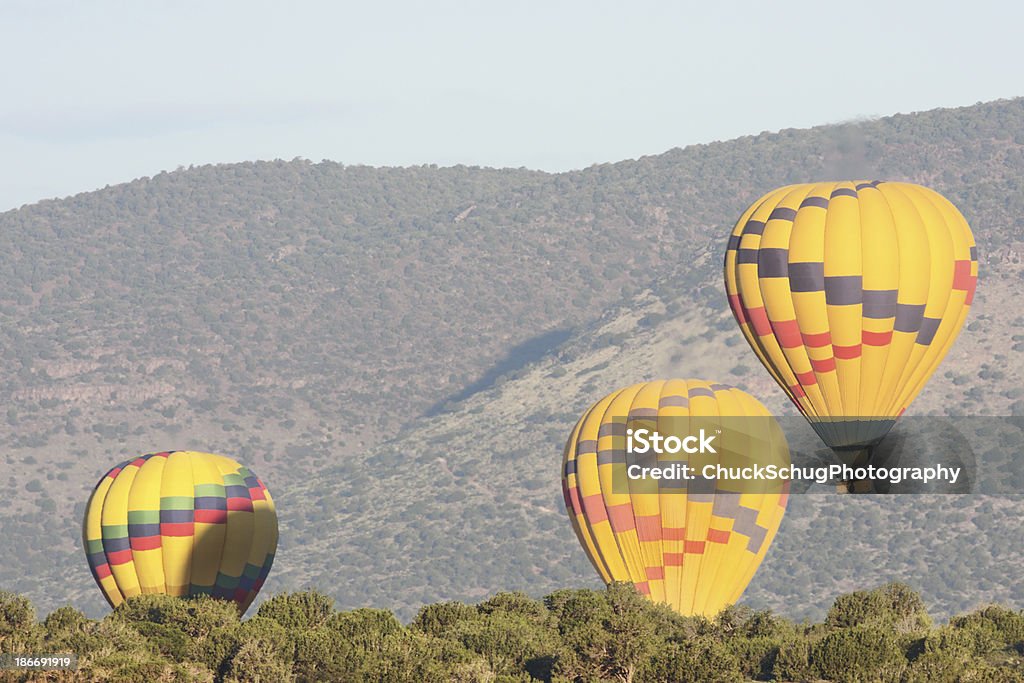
(2, 1, 1023, 211)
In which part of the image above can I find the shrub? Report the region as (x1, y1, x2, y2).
(42, 605, 92, 651)
(902, 648, 971, 683)
(544, 588, 612, 632)
(327, 607, 403, 649)
(255, 591, 334, 631)
(949, 605, 1024, 650)
(224, 639, 294, 683)
(193, 625, 241, 678)
(354, 631, 480, 683)
(0, 591, 42, 651)
(923, 623, 997, 658)
(412, 601, 480, 637)
(810, 626, 905, 682)
(644, 636, 744, 682)
(110, 593, 239, 639)
(773, 638, 813, 682)
(478, 592, 550, 625)
(824, 582, 931, 633)
(455, 611, 561, 679)
(726, 635, 781, 680)
(235, 615, 294, 662)
(292, 627, 354, 682)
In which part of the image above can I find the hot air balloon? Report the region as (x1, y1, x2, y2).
(83, 451, 278, 613)
(562, 380, 789, 617)
(723, 181, 977, 462)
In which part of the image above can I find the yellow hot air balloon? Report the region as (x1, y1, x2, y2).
(82, 451, 278, 614)
(562, 380, 789, 617)
(723, 181, 977, 455)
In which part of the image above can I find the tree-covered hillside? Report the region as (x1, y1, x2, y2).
(276, 251, 1024, 622)
(1, 98, 1022, 619)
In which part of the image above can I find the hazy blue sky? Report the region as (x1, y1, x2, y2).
(2, 1, 1022, 210)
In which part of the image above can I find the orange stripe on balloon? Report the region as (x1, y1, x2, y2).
(863, 330, 893, 346)
(227, 498, 254, 512)
(810, 357, 836, 373)
(581, 494, 608, 523)
(635, 515, 662, 541)
(194, 509, 228, 524)
(566, 486, 582, 514)
(607, 503, 636, 532)
(952, 260, 973, 290)
(747, 307, 771, 336)
(107, 549, 133, 565)
(834, 344, 862, 359)
(707, 528, 731, 544)
(771, 319, 802, 348)
(795, 371, 817, 385)
(802, 330, 832, 347)
(130, 536, 162, 551)
(728, 294, 748, 324)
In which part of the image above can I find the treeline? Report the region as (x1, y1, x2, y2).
(1, 583, 1022, 682)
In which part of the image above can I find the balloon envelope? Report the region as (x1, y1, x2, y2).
(83, 451, 278, 613)
(562, 380, 789, 616)
(723, 181, 977, 450)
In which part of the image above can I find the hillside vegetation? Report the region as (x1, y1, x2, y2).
(1, 98, 1022, 619)
(2, 584, 1023, 682)
(278, 258, 1024, 621)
